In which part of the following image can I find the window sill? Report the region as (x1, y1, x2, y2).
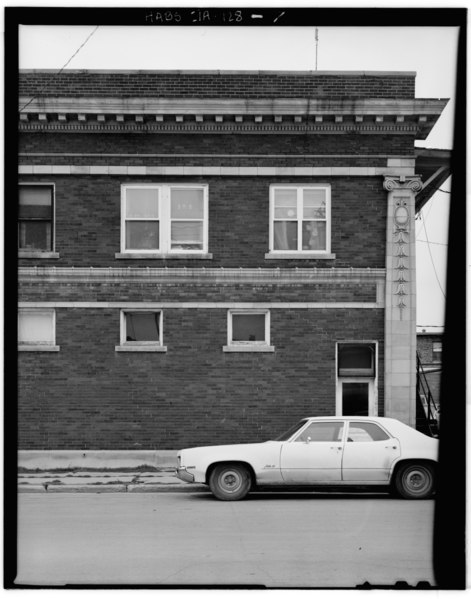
(18, 345, 60, 352)
(223, 345, 275, 353)
(18, 251, 60, 259)
(115, 253, 213, 260)
(115, 345, 168, 352)
(265, 252, 336, 260)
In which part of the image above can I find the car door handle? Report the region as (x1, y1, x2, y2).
(385, 445, 398, 450)
(330, 446, 342, 450)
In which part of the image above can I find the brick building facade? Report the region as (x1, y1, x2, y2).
(17, 70, 448, 452)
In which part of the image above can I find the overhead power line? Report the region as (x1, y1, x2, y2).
(422, 216, 446, 299)
(20, 26, 100, 113)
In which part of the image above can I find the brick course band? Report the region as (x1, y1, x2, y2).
(18, 165, 416, 176)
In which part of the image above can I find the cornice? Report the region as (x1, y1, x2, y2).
(18, 97, 448, 139)
(18, 266, 386, 285)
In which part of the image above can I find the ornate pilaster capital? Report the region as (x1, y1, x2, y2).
(383, 175, 423, 193)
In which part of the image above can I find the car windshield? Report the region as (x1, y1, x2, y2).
(272, 419, 308, 441)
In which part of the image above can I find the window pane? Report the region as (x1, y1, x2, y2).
(171, 222, 203, 250)
(295, 422, 344, 442)
(303, 189, 326, 219)
(171, 189, 204, 219)
(302, 221, 326, 250)
(19, 186, 52, 208)
(125, 221, 159, 250)
(338, 344, 375, 376)
(125, 189, 159, 218)
(232, 314, 265, 342)
(274, 189, 297, 219)
(347, 422, 389, 442)
(19, 221, 52, 250)
(125, 313, 160, 342)
(18, 312, 54, 344)
(274, 221, 297, 250)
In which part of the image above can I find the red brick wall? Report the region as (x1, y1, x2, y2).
(19, 70, 415, 99)
(18, 307, 384, 449)
(18, 175, 387, 268)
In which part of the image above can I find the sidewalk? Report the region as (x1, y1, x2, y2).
(18, 468, 208, 493)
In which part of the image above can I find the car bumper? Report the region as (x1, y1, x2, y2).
(175, 467, 195, 483)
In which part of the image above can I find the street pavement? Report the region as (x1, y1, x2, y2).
(16, 492, 436, 588)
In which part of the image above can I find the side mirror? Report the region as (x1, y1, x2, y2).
(305, 436, 311, 444)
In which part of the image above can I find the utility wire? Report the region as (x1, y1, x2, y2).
(20, 26, 100, 112)
(417, 239, 448, 247)
(422, 216, 446, 299)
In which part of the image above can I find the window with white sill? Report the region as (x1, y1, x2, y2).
(18, 309, 59, 351)
(117, 310, 166, 352)
(268, 185, 331, 256)
(18, 184, 55, 252)
(224, 310, 274, 352)
(121, 184, 208, 255)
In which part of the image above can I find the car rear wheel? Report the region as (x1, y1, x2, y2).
(394, 463, 435, 499)
(209, 463, 252, 501)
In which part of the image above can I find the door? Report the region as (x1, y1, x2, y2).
(342, 421, 400, 482)
(337, 379, 375, 416)
(280, 421, 345, 483)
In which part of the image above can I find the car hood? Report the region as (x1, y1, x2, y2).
(178, 440, 277, 456)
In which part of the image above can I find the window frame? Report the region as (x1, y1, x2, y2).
(18, 308, 59, 351)
(18, 182, 57, 257)
(223, 309, 275, 353)
(116, 309, 167, 352)
(268, 184, 331, 256)
(120, 184, 209, 256)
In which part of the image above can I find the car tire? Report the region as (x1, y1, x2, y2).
(209, 463, 252, 501)
(394, 463, 435, 499)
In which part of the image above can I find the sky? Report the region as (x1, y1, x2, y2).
(18, 23, 458, 330)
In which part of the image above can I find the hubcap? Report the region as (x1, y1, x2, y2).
(405, 469, 429, 492)
(220, 470, 242, 493)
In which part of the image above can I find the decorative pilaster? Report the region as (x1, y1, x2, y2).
(383, 175, 422, 427)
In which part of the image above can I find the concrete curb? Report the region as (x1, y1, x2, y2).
(18, 483, 208, 493)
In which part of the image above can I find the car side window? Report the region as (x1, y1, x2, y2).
(347, 422, 390, 442)
(294, 422, 344, 443)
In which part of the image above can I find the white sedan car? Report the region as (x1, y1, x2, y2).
(176, 416, 438, 501)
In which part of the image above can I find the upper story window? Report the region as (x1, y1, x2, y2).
(120, 184, 208, 256)
(19, 184, 54, 252)
(269, 185, 331, 256)
(18, 308, 59, 351)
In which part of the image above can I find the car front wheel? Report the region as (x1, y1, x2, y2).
(209, 463, 252, 501)
(394, 463, 435, 499)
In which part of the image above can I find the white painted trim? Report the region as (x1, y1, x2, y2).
(18, 345, 60, 352)
(18, 165, 416, 177)
(227, 309, 271, 347)
(120, 183, 208, 255)
(223, 345, 275, 353)
(269, 184, 331, 254)
(18, 182, 56, 253)
(18, 307, 57, 347)
(119, 309, 163, 347)
(18, 96, 444, 117)
(265, 253, 336, 260)
(17, 301, 382, 309)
